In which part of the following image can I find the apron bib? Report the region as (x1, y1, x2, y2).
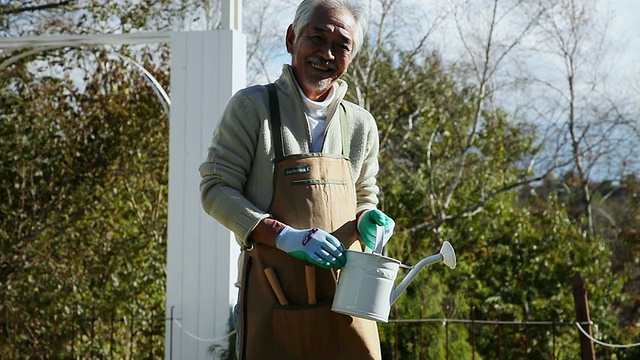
(237, 85, 380, 360)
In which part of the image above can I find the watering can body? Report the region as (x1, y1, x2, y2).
(331, 251, 401, 322)
(331, 242, 456, 322)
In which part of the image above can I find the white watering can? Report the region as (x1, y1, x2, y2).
(331, 241, 456, 322)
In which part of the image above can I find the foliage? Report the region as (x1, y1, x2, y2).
(0, 0, 214, 36)
(348, 44, 631, 359)
(0, 46, 170, 357)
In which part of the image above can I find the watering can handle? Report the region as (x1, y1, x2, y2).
(374, 225, 386, 253)
(364, 225, 385, 254)
(372, 224, 395, 255)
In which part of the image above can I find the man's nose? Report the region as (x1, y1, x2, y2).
(319, 44, 335, 61)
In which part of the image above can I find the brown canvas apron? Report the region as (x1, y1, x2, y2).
(237, 85, 380, 360)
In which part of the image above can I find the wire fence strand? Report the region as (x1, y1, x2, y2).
(575, 322, 640, 349)
(172, 318, 235, 343)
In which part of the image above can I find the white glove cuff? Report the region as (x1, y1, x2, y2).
(274, 225, 293, 250)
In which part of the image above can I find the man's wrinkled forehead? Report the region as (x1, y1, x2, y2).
(310, 24, 353, 45)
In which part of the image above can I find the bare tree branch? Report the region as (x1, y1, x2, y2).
(1, 1, 73, 15)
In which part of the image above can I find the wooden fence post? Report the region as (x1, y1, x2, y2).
(572, 272, 595, 360)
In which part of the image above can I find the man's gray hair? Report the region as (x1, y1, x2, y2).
(292, 0, 370, 56)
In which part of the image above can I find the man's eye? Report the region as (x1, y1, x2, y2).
(337, 44, 351, 53)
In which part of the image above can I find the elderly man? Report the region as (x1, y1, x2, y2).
(199, 0, 394, 358)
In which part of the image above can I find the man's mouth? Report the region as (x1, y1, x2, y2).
(308, 57, 336, 72)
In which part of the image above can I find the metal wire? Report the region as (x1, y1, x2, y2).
(575, 322, 640, 349)
(172, 319, 236, 343)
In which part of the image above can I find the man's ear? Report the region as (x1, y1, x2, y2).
(285, 24, 295, 53)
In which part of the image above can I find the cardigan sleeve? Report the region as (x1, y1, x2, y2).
(199, 90, 270, 245)
(349, 106, 380, 214)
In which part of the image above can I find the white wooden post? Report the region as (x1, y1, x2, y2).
(222, 0, 242, 32)
(166, 29, 246, 359)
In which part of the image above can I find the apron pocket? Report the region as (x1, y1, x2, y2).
(291, 179, 347, 186)
(272, 302, 342, 360)
(276, 178, 354, 232)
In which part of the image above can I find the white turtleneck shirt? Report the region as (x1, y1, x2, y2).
(294, 81, 337, 152)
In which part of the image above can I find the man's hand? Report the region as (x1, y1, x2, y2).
(357, 209, 395, 251)
(275, 226, 346, 269)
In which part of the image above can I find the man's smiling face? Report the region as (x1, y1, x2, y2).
(286, 6, 357, 101)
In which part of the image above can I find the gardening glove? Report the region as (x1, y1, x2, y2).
(275, 226, 346, 269)
(357, 209, 395, 251)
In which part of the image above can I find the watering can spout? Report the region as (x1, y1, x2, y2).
(390, 241, 456, 305)
(440, 241, 457, 269)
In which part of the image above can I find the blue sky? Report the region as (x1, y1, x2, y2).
(609, 0, 640, 71)
(264, 0, 639, 80)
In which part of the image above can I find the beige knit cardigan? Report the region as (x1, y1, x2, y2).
(199, 65, 380, 247)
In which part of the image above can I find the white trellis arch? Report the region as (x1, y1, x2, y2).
(2, 1, 246, 359)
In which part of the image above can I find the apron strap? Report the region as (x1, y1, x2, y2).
(267, 83, 285, 160)
(339, 103, 350, 156)
(267, 83, 350, 159)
